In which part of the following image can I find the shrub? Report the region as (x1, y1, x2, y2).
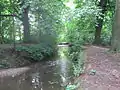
(16, 43, 56, 62)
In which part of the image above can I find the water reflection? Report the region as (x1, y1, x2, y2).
(0, 46, 73, 90)
(31, 72, 43, 89)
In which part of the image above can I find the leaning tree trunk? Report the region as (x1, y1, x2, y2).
(22, 6, 30, 43)
(94, 0, 107, 45)
(111, 0, 120, 51)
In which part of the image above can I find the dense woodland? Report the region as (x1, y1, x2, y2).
(0, 0, 118, 48)
(1, 0, 120, 89)
(0, 0, 120, 74)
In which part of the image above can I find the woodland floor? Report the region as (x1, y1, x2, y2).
(0, 44, 31, 69)
(80, 45, 120, 90)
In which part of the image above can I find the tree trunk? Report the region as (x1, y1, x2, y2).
(19, 26, 22, 41)
(0, 11, 30, 43)
(22, 6, 30, 43)
(111, 0, 120, 51)
(0, 12, 2, 44)
(0, 14, 4, 44)
(94, 0, 107, 45)
(9, 17, 14, 40)
(12, 17, 16, 50)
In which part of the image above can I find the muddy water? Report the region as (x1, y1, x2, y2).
(0, 47, 74, 90)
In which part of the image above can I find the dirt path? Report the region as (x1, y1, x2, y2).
(81, 46, 120, 90)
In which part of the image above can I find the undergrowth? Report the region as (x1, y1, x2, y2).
(16, 43, 56, 62)
(69, 45, 85, 77)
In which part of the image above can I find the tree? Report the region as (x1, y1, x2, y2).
(0, 0, 30, 43)
(94, 0, 107, 45)
(111, 0, 120, 51)
(20, 0, 30, 43)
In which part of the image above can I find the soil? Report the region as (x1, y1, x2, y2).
(80, 45, 120, 90)
(0, 44, 31, 69)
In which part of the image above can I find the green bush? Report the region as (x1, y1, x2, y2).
(72, 51, 85, 76)
(16, 43, 56, 61)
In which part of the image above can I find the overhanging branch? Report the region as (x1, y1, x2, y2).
(0, 14, 22, 21)
(0, 14, 15, 17)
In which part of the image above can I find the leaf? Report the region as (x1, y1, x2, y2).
(66, 85, 77, 90)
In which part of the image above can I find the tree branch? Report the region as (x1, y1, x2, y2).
(0, 14, 22, 21)
(0, 14, 15, 17)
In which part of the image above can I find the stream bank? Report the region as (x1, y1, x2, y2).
(0, 44, 86, 90)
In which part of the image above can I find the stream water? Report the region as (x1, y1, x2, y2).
(0, 46, 74, 90)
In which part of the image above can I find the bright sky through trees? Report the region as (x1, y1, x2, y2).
(64, 0, 76, 9)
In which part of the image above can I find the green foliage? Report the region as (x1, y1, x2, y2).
(58, 0, 99, 46)
(0, 0, 64, 44)
(58, 0, 115, 47)
(0, 63, 10, 68)
(60, 1, 97, 77)
(66, 84, 77, 90)
(57, 0, 100, 77)
(0, 0, 115, 46)
(0, 0, 116, 67)
(70, 51, 85, 76)
(16, 43, 56, 61)
(101, 11, 113, 46)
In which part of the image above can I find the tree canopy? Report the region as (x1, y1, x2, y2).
(0, 0, 118, 51)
